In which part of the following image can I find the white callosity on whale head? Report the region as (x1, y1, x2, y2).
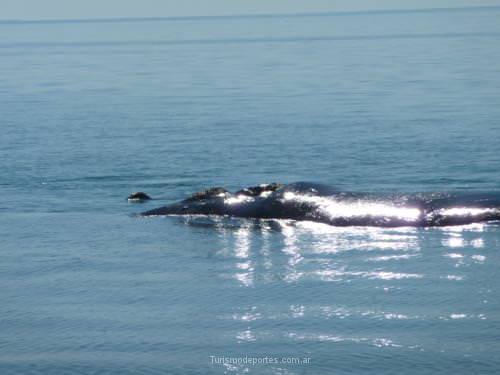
(282, 192, 421, 222)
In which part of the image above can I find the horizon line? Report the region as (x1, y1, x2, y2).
(1, 5, 499, 25)
(1, 32, 499, 50)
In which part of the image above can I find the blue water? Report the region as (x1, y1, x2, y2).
(1, 7, 500, 374)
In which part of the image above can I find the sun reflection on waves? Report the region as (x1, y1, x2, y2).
(368, 254, 419, 262)
(287, 332, 404, 348)
(441, 223, 487, 250)
(259, 225, 273, 271)
(442, 223, 486, 232)
(211, 213, 492, 288)
(280, 221, 304, 283)
(443, 237, 466, 248)
(206, 214, 496, 361)
(236, 329, 256, 342)
(233, 226, 254, 287)
(273, 220, 424, 283)
(438, 223, 489, 268)
(226, 304, 488, 324)
(314, 269, 422, 282)
(231, 306, 261, 322)
(471, 238, 484, 248)
(296, 221, 420, 253)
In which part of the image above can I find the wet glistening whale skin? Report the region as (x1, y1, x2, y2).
(137, 182, 500, 227)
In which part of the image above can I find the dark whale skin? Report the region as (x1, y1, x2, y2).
(140, 182, 500, 227)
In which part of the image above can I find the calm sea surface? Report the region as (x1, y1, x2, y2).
(1, 7, 500, 375)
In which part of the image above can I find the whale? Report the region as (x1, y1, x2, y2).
(138, 182, 500, 227)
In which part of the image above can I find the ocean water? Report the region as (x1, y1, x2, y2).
(1, 7, 500, 374)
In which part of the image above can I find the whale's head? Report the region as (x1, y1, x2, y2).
(141, 198, 228, 216)
(140, 188, 230, 216)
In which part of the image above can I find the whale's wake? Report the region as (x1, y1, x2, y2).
(138, 182, 500, 227)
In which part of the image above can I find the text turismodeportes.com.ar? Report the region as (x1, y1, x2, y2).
(210, 355, 311, 366)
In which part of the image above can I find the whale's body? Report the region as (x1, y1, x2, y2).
(140, 182, 500, 227)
